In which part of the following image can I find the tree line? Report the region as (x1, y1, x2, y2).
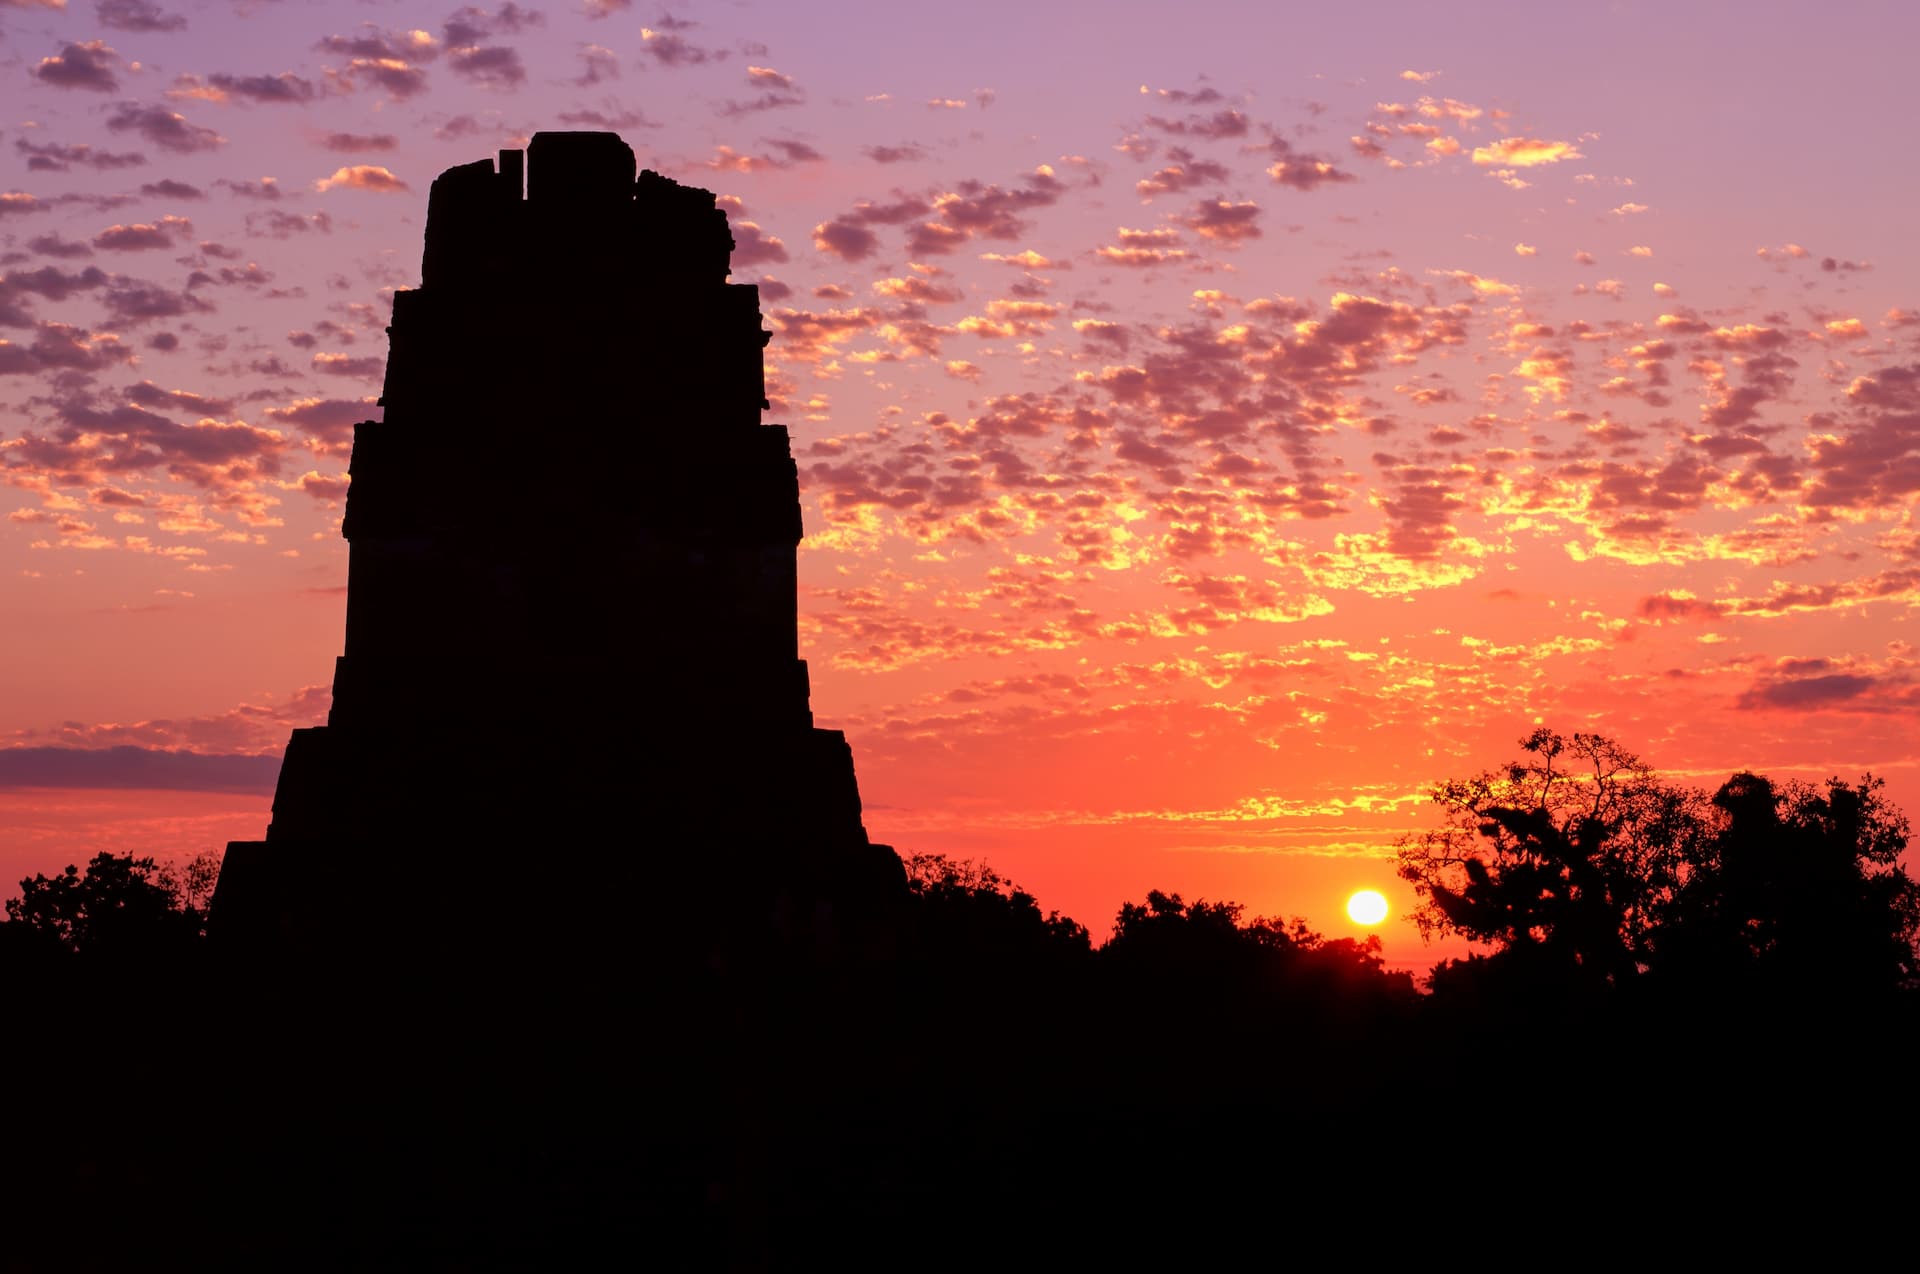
(14, 729, 1913, 1005)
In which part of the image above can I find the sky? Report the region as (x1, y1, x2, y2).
(2, 0, 1916, 971)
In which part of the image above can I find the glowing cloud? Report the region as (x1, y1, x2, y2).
(313, 165, 409, 193)
(1470, 137, 1582, 167)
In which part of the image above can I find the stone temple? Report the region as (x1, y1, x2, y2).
(211, 132, 896, 959)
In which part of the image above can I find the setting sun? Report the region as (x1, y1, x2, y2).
(1346, 890, 1390, 926)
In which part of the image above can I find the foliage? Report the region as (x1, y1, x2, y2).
(901, 851, 1092, 959)
(1661, 771, 1920, 991)
(4, 850, 219, 959)
(1102, 889, 1416, 1011)
(1397, 728, 1920, 995)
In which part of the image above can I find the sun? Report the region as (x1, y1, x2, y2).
(1346, 889, 1389, 926)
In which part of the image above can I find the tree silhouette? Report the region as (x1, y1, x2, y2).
(1396, 729, 1710, 987)
(1657, 772, 1920, 994)
(4, 851, 215, 960)
(901, 852, 1092, 962)
(1101, 888, 1415, 1020)
(1398, 729, 1920, 999)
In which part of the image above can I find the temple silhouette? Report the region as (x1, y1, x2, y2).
(210, 132, 897, 959)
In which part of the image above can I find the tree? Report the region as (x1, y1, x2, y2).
(901, 852, 1092, 962)
(1395, 729, 1712, 988)
(4, 850, 217, 960)
(1658, 772, 1920, 994)
(1101, 889, 1415, 1015)
(1397, 729, 1920, 998)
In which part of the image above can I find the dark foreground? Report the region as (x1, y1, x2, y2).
(7, 863, 1915, 1269)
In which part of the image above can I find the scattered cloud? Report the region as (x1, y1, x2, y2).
(1471, 137, 1582, 167)
(34, 41, 121, 92)
(313, 165, 409, 193)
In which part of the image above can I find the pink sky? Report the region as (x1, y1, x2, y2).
(3, 0, 1916, 971)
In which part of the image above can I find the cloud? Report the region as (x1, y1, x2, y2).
(1261, 133, 1356, 190)
(99, 278, 213, 325)
(1636, 592, 1724, 622)
(139, 178, 203, 200)
(97, 0, 187, 31)
(0, 746, 281, 793)
(0, 320, 133, 376)
(717, 64, 804, 114)
(242, 208, 333, 239)
(444, 3, 544, 45)
(814, 217, 879, 261)
(105, 102, 225, 153)
(641, 24, 722, 67)
(906, 222, 967, 255)
(1143, 109, 1249, 140)
(1736, 673, 1880, 711)
(171, 71, 319, 105)
(22, 235, 97, 260)
(979, 250, 1062, 270)
(574, 44, 620, 86)
(916, 168, 1068, 252)
(1267, 157, 1355, 190)
(440, 9, 540, 89)
(767, 139, 823, 164)
(11, 265, 108, 300)
(318, 132, 397, 153)
(2, 383, 293, 502)
(316, 25, 440, 63)
(34, 40, 121, 92)
(125, 380, 234, 416)
(308, 352, 383, 379)
(15, 139, 146, 172)
(707, 140, 823, 172)
(873, 273, 962, 305)
(1471, 137, 1582, 167)
(1717, 567, 1920, 619)
(297, 470, 350, 502)
(342, 59, 429, 97)
(555, 105, 648, 130)
(766, 305, 894, 369)
(1139, 84, 1226, 106)
(729, 219, 788, 267)
(1095, 227, 1194, 267)
(262, 395, 379, 443)
(863, 144, 927, 165)
(810, 196, 933, 262)
(92, 216, 191, 251)
(1798, 363, 1920, 509)
(2, 263, 108, 307)
(313, 165, 409, 194)
(1135, 149, 1230, 199)
(1376, 476, 1468, 560)
(315, 25, 439, 98)
(447, 44, 527, 89)
(1181, 198, 1262, 243)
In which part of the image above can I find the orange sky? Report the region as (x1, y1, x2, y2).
(3, 1, 1917, 972)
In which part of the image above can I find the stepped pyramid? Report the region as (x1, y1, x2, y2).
(211, 132, 896, 957)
